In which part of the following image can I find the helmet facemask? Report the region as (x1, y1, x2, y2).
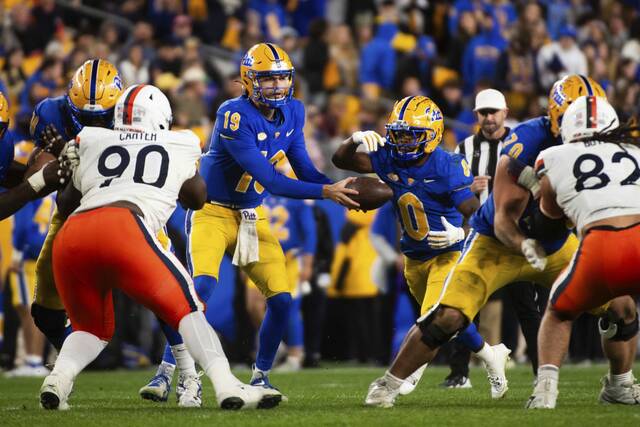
(248, 69, 295, 108)
(385, 121, 436, 162)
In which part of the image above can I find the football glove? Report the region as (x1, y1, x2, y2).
(351, 130, 385, 152)
(521, 238, 547, 271)
(427, 216, 466, 249)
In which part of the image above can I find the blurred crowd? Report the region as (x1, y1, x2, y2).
(2, 0, 640, 371)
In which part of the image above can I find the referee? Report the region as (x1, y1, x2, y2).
(440, 89, 543, 388)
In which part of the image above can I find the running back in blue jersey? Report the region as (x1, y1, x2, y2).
(30, 97, 79, 148)
(263, 196, 317, 254)
(200, 96, 331, 208)
(0, 131, 14, 183)
(470, 116, 569, 253)
(13, 195, 55, 260)
(369, 146, 474, 261)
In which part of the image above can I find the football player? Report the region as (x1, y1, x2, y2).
(40, 84, 282, 411)
(146, 42, 357, 399)
(361, 75, 639, 408)
(527, 97, 640, 408)
(0, 92, 63, 220)
(27, 59, 123, 352)
(332, 95, 510, 403)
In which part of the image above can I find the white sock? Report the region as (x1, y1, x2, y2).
(178, 311, 238, 393)
(51, 331, 108, 380)
(475, 342, 493, 364)
(171, 344, 197, 377)
(407, 363, 428, 382)
(25, 354, 44, 367)
(609, 370, 633, 386)
(383, 371, 404, 390)
(538, 364, 559, 382)
(156, 361, 176, 379)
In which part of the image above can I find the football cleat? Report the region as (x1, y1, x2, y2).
(483, 344, 511, 399)
(217, 382, 283, 410)
(439, 374, 472, 389)
(525, 377, 558, 409)
(250, 366, 288, 402)
(599, 375, 640, 405)
(40, 372, 73, 410)
(176, 373, 202, 408)
(365, 377, 400, 408)
(398, 363, 427, 395)
(5, 364, 50, 378)
(139, 373, 171, 402)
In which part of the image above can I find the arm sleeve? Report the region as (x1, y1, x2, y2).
(29, 102, 47, 148)
(299, 202, 317, 255)
(220, 112, 325, 199)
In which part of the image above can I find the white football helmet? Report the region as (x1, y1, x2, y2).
(114, 84, 172, 131)
(560, 95, 619, 144)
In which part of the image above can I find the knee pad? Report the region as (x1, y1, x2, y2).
(31, 303, 68, 351)
(599, 314, 639, 341)
(417, 308, 459, 349)
(193, 275, 216, 303)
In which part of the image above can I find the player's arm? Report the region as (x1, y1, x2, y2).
(493, 155, 530, 252)
(222, 122, 358, 207)
(538, 175, 563, 220)
(299, 202, 317, 283)
(0, 161, 27, 188)
(287, 135, 332, 184)
(331, 132, 384, 173)
(179, 172, 207, 210)
(56, 181, 82, 219)
(0, 161, 63, 220)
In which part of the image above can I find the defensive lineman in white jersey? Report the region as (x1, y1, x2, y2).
(40, 84, 282, 411)
(526, 96, 640, 408)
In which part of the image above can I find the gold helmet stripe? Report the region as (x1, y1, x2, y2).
(398, 96, 415, 121)
(265, 43, 280, 61)
(578, 74, 593, 96)
(89, 59, 100, 105)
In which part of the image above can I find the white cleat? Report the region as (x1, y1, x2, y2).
(217, 382, 283, 410)
(365, 377, 400, 408)
(176, 373, 202, 408)
(599, 375, 640, 405)
(484, 343, 511, 399)
(525, 377, 558, 409)
(399, 363, 427, 396)
(5, 364, 50, 378)
(40, 372, 73, 410)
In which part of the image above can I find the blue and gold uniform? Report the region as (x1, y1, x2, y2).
(31, 60, 123, 316)
(10, 196, 55, 307)
(368, 95, 474, 315)
(0, 92, 15, 282)
(439, 75, 606, 321)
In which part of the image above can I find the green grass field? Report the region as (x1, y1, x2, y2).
(1, 364, 639, 426)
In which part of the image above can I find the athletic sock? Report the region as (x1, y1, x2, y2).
(383, 371, 403, 390)
(171, 343, 197, 377)
(256, 292, 292, 372)
(51, 331, 108, 380)
(475, 342, 494, 364)
(609, 370, 633, 386)
(537, 364, 559, 382)
(458, 322, 485, 353)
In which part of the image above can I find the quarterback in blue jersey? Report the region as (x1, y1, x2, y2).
(0, 92, 63, 220)
(26, 59, 123, 353)
(361, 75, 640, 409)
(176, 42, 356, 397)
(332, 95, 510, 404)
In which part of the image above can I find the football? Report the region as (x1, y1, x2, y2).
(346, 176, 393, 210)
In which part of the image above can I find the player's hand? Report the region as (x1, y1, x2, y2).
(58, 139, 80, 173)
(39, 160, 70, 191)
(471, 175, 491, 194)
(351, 130, 385, 153)
(42, 124, 68, 157)
(427, 216, 466, 249)
(521, 238, 547, 271)
(323, 177, 360, 209)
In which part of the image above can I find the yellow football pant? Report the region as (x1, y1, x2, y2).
(404, 251, 460, 316)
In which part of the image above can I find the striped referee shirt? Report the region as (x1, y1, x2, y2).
(455, 128, 510, 204)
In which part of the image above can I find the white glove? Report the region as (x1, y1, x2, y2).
(58, 140, 80, 173)
(521, 238, 547, 271)
(351, 130, 385, 152)
(427, 216, 466, 249)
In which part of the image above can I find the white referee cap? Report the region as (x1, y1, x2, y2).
(474, 89, 507, 111)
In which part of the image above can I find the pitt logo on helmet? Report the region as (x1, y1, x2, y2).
(385, 96, 444, 162)
(240, 43, 295, 108)
(548, 74, 606, 137)
(66, 59, 123, 132)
